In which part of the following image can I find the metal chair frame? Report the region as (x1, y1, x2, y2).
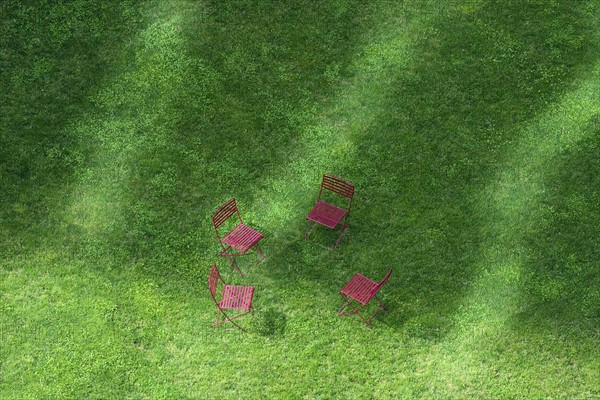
(208, 263, 254, 332)
(338, 269, 392, 327)
(212, 198, 265, 276)
(304, 174, 354, 250)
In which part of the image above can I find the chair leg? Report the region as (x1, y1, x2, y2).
(365, 296, 387, 326)
(306, 221, 346, 250)
(212, 309, 250, 332)
(333, 215, 350, 250)
(338, 296, 365, 318)
(376, 294, 388, 311)
(357, 311, 372, 328)
(333, 225, 346, 250)
(338, 301, 361, 317)
(338, 295, 386, 328)
(217, 245, 245, 276)
(333, 224, 348, 250)
(255, 245, 265, 263)
(304, 221, 315, 240)
(222, 252, 245, 277)
(217, 246, 264, 277)
(215, 309, 222, 326)
(337, 295, 352, 315)
(230, 257, 245, 277)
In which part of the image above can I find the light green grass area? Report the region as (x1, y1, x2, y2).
(1, 0, 599, 398)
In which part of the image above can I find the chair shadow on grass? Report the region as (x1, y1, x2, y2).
(252, 306, 287, 338)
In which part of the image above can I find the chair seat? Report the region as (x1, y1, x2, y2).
(222, 223, 264, 253)
(340, 273, 378, 304)
(306, 200, 347, 229)
(221, 284, 254, 310)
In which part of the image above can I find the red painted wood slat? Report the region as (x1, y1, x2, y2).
(306, 200, 347, 229)
(212, 198, 239, 229)
(208, 263, 255, 332)
(222, 223, 264, 253)
(322, 174, 354, 198)
(340, 273, 378, 304)
(221, 285, 254, 310)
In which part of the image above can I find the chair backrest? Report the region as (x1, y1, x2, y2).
(371, 269, 392, 297)
(208, 263, 222, 300)
(212, 198, 241, 230)
(320, 174, 354, 200)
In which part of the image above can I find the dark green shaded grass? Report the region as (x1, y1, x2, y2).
(1, 0, 600, 398)
(520, 120, 600, 329)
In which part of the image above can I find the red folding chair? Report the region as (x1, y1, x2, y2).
(208, 263, 254, 332)
(212, 198, 265, 276)
(304, 174, 354, 249)
(338, 269, 392, 327)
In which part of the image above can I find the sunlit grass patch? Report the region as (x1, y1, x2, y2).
(416, 64, 600, 394)
(2, 0, 600, 398)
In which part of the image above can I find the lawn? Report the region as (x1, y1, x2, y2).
(1, 0, 599, 398)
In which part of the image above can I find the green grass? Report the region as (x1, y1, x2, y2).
(1, 0, 599, 398)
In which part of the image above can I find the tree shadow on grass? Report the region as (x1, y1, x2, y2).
(6, 1, 598, 346)
(0, 2, 145, 257)
(514, 117, 600, 338)
(111, 1, 386, 275)
(184, 0, 380, 158)
(303, 0, 600, 339)
(108, 1, 600, 345)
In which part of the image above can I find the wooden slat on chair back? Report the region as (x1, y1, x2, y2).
(212, 198, 238, 229)
(321, 174, 354, 199)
